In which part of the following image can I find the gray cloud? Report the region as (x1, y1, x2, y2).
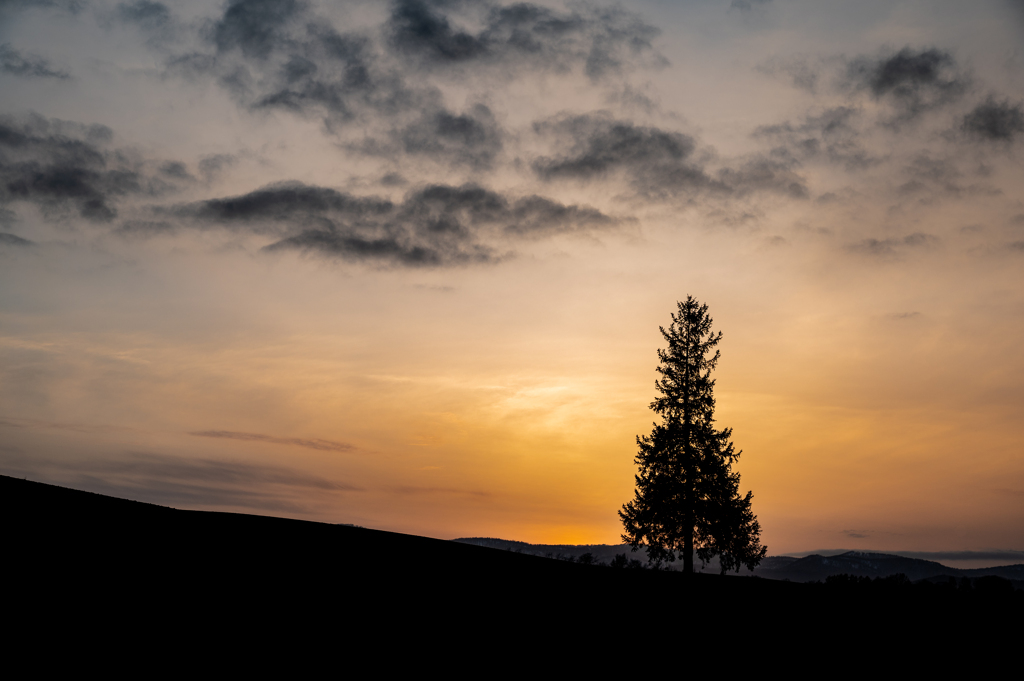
(170, 180, 618, 267)
(0, 113, 190, 222)
(961, 96, 1024, 142)
(386, 0, 663, 82)
(113, 0, 170, 30)
(846, 48, 969, 123)
(356, 102, 504, 170)
(730, 0, 773, 12)
(158, 160, 191, 180)
(533, 112, 811, 200)
(189, 429, 356, 453)
(162, 0, 401, 126)
(0, 0, 86, 12)
(0, 231, 34, 246)
(847, 232, 939, 256)
(398, 103, 502, 169)
(211, 0, 305, 60)
(755, 107, 878, 171)
(716, 156, 809, 199)
(894, 153, 999, 199)
(0, 43, 69, 79)
(163, 0, 664, 138)
(115, 219, 175, 236)
(756, 55, 822, 93)
(0, 114, 133, 221)
(197, 153, 236, 180)
(380, 171, 406, 187)
(532, 113, 718, 197)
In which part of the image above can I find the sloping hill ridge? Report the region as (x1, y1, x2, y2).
(1, 474, 792, 604)
(5, 473, 1021, 644)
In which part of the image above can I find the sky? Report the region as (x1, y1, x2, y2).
(1, 0, 1023, 560)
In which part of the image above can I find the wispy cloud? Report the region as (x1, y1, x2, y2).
(0, 451, 364, 514)
(392, 485, 491, 498)
(189, 429, 356, 453)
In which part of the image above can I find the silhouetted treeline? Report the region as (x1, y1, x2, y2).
(815, 572, 1023, 604)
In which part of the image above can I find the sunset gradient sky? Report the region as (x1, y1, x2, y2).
(2, 0, 1023, 558)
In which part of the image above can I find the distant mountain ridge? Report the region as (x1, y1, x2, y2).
(757, 551, 1024, 585)
(454, 538, 1024, 587)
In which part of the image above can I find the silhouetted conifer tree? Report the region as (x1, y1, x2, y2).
(619, 297, 767, 574)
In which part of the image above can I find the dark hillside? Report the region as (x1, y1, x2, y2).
(3, 475, 1020, 650)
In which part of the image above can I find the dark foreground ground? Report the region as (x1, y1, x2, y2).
(4, 474, 1020, 658)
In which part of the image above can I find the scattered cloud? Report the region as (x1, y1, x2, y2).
(842, 529, 867, 539)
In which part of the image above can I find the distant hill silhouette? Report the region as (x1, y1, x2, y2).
(755, 551, 1024, 585)
(455, 537, 1024, 587)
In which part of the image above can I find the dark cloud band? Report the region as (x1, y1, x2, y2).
(169, 180, 620, 267)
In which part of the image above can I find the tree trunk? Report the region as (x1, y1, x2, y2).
(683, 511, 693, 573)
